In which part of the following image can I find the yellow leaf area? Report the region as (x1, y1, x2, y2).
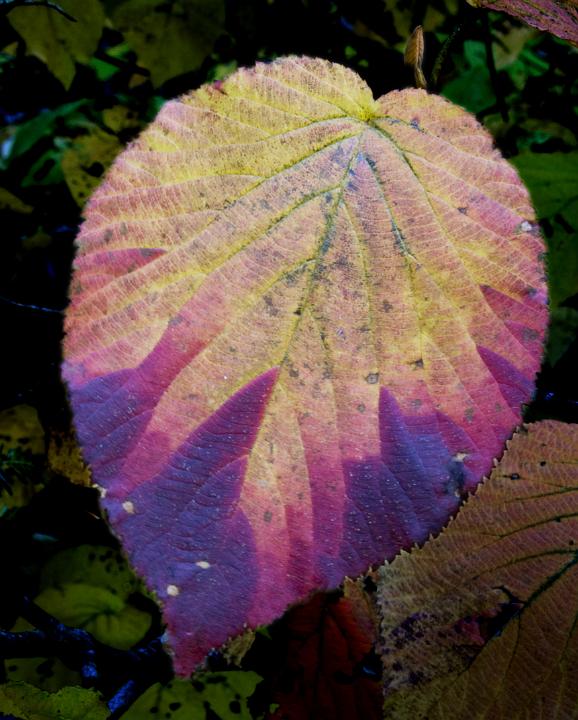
(377, 420, 578, 720)
(62, 129, 122, 207)
(63, 60, 546, 668)
(0, 405, 44, 510)
(48, 430, 91, 486)
(8, 0, 105, 89)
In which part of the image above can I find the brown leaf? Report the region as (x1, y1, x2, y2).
(404, 26, 427, 89)
(377, 420, 578, 719)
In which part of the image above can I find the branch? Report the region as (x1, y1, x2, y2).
(1, 598, 173, 716)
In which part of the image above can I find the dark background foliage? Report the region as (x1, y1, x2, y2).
(0, 1, 577, 717)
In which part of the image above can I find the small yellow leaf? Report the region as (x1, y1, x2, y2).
(48, 430, 91, 486)
(62, 129, 121, 206)
(0, 405, 44, 456)
(0, 187, 33, 214)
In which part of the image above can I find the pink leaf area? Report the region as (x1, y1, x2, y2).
(63, 57, 547, 675)
(470, 0, 578, 45)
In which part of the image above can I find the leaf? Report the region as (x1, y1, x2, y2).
(269, 581, 382, 720)
(511, 151, 578, 307)
(48, 430, 92, 486)
(33, 545, 151, 650)
(0, 404, 44, 455)
(119, 671, 262, 720)
(0, 681, 108, 720)
(8, 0, 106, 89)
(112, 0, 226, 87)
(546, 307, 578, 366)
(62, 129, 122, 206)
(441, 40, 495, 114)
(404, 26, 427, 89)
(377, 420, 578, 720)
(466, 0, 578, 46)
(511, 151, 578, 220)
(6, 101, 88, 162)
(63, 57, 547, 674)
(0, 187, 33, 213)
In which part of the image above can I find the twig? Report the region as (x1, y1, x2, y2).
(1, 598, 173, 715)
(0, 295, 64, 315)
(431, 22, 464, 89)
(481, 12, 508, 121)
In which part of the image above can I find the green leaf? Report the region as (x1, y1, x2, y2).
(112, 0, 226, 87)
(511, 151, 578, 219)
(442, 41, 494, 113)
(35, 584, 151, 650)
(8, 0, 106, 89)
(120, 672, 263, 720)
(32, 545, 152, 650)
(511, 151, 578, 306)
(7, 101, 87, 161)
(0, 682, 108, 720)
(546, 307, 578, 366)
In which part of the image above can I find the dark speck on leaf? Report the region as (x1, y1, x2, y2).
(509, 473, 521, 480)
(458, 207, 468, 214)
(408, 671, 424, 685)
(365, 372, 379, 384)
(229, 700, 241, 714)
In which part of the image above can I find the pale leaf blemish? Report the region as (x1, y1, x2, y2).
(167, 584, 180, 596)
(195, 560, 211, 569)
(122, 500, 135, 514)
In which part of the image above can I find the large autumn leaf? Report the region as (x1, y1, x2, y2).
(378, 420, 578, 719)
(63, 57, 547, 674)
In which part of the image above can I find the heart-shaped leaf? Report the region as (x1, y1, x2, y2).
(377, 420, 578, 719)
(63, 57, 547, 674)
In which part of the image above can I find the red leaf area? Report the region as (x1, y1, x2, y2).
(63, 57, 547, 673)
(270, 587, 381, 720)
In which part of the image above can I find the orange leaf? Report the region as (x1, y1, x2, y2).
(404, 26, 427, 89)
